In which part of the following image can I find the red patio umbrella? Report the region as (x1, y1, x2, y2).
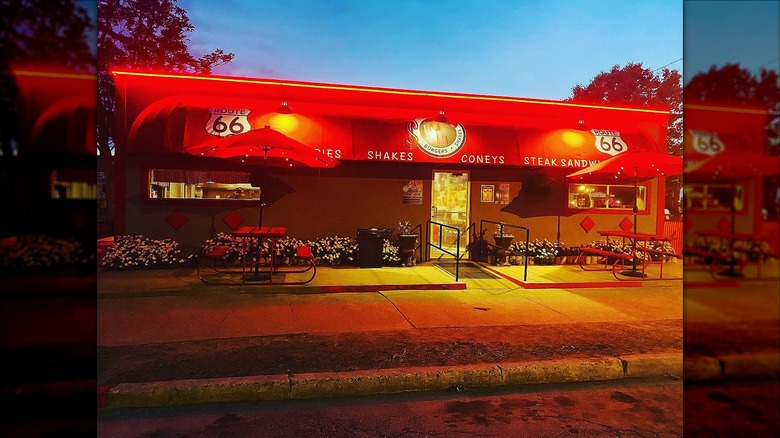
(684, 150, 779, 181)
(567, 150, 683, 277)
(684, 150, 779, 277)
(186, 125, 341, 227)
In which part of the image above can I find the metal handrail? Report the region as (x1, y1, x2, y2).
(425, 220, 461, 281)
(479, 219, 531, 281)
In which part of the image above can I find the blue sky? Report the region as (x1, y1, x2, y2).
(684, 0, 779, 83)
(178, 0, 683, 100)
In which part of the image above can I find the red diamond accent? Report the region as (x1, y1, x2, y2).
(717, 217, 731, 232)
(683, 216, 693, 233)
(619, 217, 634, 232)
(579, 216, 595, 233)
(165, 210, 188, 230)
(223, 210, 245, 230)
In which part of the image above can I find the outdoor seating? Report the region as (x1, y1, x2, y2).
(688, 230, 779, 280)
(196, 245, 244, 285)
(578, 230, 681, 281)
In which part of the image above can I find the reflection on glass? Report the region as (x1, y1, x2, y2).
(148, 169, 260, 200)
(683, 183, 745, 211)
(567, 183, 647, 210)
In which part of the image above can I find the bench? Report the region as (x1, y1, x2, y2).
(263, 245, 317, 285)
(577, 247, 633, 272)
(197, 245, 245, 285)
(683, 246, 739, 280)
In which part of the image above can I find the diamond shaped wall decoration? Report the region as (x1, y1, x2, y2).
(717, 217, 731, 232)
(579, 216, 595, 233)
(165, 210, 188, 230)
(683, 216, 693, 233)
(223, 210, 245, 230)
(619, 217, 634, 232)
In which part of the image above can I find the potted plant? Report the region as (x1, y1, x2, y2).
(396, 220, 418, 267)
(492, 224, 514, 265)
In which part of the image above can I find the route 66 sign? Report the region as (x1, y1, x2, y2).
(689, 130, 724, 156)
(206, 108, 251, 137)
(590, 129, 628, 157)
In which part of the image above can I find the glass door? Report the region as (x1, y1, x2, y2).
(430, 171, 470, 258)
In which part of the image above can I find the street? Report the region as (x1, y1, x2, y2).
(98, 377, 682, 437)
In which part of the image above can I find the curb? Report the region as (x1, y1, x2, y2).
(685, 352, 780, 381)
(99, 354, 677, 409)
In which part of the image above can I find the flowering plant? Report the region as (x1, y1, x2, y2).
(397, 221, 415, 235)
(493, 224, 514, 238)
(382, 238, 401, 266)
(308, 235, 358, 265)
(101, 235, 186, 270)
(0, 234, 92, 270)
(198, 232, 266, 264)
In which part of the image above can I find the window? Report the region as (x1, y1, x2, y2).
(763, 176, 779, 221)
(684, 183, 745, 212)
(567, 183, 647, 211)
(148, 169, 260, 200)
(51, 169, 96, 199)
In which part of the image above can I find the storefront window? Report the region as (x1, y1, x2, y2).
(567, 183, 647, 211)
(762, 176, 779, 220)
(684, 183, 745, 212)
(148, 169, 260, 200)
(51, 169, 96, 199)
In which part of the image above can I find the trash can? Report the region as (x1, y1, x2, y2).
(357, 228, 387, 268)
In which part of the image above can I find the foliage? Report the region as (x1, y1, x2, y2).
(567, 62, 682, 156)
(96, 0, 235, 220)
(0, 0, 95, 158)
(307, 235, 357, 266)
(101, 235, 186, 269)
(493, 223, 514, 237)
(0, 235, 93, 270)
(397, 221, 414, 235)
(196, 232, 266, 264)
(685, 64, 779, 154)
(382, 239, 401, 266)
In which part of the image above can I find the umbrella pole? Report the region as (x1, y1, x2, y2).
(720, 179, 744, 277)
(621, 167, 646, 278)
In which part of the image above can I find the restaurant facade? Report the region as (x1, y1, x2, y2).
(112, 71, 673, 254)
(683, 104, 778, 254)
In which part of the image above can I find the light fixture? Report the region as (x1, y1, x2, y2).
(276, 100, 293, 114)
(434, 109, 449, 123)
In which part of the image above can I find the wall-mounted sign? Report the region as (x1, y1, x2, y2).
(206, 108, 251, 137)
(480, 184, 495, 203)
(402, 180, 423, 205)
(590, 129, 628, 156)
(496, 183, 511, 205)
(688, 130, 725, 156)
(405, 118, 467, 159)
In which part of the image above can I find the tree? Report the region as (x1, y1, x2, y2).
(685, 63, 779, 155)
(567, 62, 683, 156)
(96, 0, 234, 223)
(566, 62, 684, 217)
(0, 0, 95, 158)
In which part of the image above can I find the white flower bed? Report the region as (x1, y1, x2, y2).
(0, 235, 92, 270)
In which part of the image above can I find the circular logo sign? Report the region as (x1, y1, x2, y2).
(405, 118, 466, 159)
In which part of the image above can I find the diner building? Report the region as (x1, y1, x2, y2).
(683, 103, 778, 254)
(111, 71, 673, 254)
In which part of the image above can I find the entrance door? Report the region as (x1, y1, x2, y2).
(430, 171, 470, 258)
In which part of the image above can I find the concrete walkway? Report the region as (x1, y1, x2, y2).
(96, 262, 693, 408)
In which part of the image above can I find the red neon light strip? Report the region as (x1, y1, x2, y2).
(13, 70, 96, 80)
(112, 70, 669, 115)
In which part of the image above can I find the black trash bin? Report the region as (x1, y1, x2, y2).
(357, 228, 389, 268)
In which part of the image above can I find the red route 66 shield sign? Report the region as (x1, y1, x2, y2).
(206, 108, 251, 137)
(591, 129, 628, 157)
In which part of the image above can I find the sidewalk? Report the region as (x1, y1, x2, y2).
(96, 261, 780, 409)
(97, 261, 694, 408)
